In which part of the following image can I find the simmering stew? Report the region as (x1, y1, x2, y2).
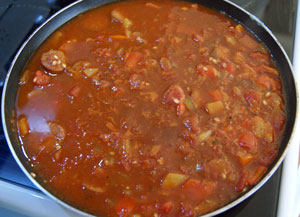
(16, 0, 286, 216)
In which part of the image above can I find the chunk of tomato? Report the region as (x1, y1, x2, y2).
(256, 75, 281, 91)
(125, 51, 143, 69)
(247, 166, 267, 186)
(239, 132, 257, 150)
(182, 179, 216, 202)
(209, 89, 223, 101)
(161, 201, 174, 214)
(114, 197, 136, 217)
(235, 170, 248, 192)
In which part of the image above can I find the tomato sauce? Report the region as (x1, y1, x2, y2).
(16, 0, 286, 216)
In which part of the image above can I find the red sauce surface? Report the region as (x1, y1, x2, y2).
(16, 0, 286, 216)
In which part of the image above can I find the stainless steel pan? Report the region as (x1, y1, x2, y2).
(1, 0, 298, 216)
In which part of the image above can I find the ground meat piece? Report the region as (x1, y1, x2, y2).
(41, 49, 67, 72)
(68, 85, 81, 98)
(49, 122, 65, 142)
(33, 70, 50, 86)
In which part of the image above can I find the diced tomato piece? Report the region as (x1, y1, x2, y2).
(40, 136, 57, 153)
(164, 85, 185, 104)
(182, 179, 200, 190)
(259, 149, 278, 167)
(125, 51, 143, 68)
(247, 166, 267, 186)
(256, 75, 281, 91)
(206, 67, 219, 79)
(121, 159, 131, 171)
(241, 119, 252, 129)
(250, 52, 270, 64)
(239, 132, 257, 149)
(257, 65, 279, 75)
(226, 60, 236, 74)
(182, 179, 216, 202)
(53, 149, 62, 161)
(114, 197, 136, 217)
(240, 63, 256, 79)
(33, 70, 50, 86)
(209, 89, 223, 101)
(235, 170, 248, 192)
(68, 85, 81, 98)
(196, 65, 219, 79)
(142, 159, 156, 169)
(222, 59, 236, 74)
(161, 201, 174, 214)
(244, 90, 260, 106)
(273, 113, 286, 132)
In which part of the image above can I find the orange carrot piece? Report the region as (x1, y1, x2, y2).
(18, 116, 30, 137)
(238, 153, 254, 166)
(110, 35, 128, 40)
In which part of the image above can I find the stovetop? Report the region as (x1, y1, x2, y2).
(0, 0, 298, 216)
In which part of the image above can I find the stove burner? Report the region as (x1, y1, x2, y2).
(0, 0, 76, 87)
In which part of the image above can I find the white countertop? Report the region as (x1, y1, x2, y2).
(277, 0, 300, 216)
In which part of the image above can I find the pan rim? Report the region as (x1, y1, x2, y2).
(1, 0, 298, 216)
